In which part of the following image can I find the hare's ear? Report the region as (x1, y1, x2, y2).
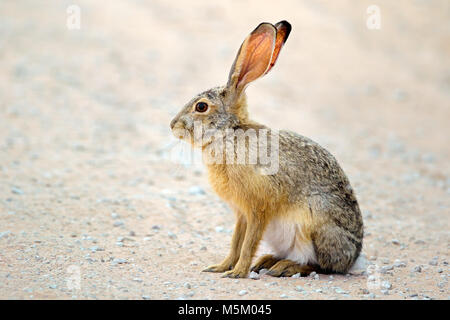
(227, 23, 277, 97)
(264, 20, 291, 75)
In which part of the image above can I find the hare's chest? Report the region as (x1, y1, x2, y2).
(207, 164, 268, 212)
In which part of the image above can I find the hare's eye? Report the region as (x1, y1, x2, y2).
(195, 102, 209, 113)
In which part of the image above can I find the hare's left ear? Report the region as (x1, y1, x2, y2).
(226, 21, 291, 99)
(265, 20, 291, 75)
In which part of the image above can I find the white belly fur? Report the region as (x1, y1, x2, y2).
(262, 216, 317, 265)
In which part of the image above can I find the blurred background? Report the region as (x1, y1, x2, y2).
(0, 0, 448, 299)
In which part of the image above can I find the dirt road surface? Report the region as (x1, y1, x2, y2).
(0, 0, 449, 299)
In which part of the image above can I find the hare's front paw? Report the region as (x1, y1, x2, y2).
(222, 267, 249, 279)
(202, 263, 232, 273)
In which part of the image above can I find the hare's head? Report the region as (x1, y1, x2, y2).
(170, 21, 291, 146)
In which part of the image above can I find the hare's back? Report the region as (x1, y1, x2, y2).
(277, 130, 354, 198)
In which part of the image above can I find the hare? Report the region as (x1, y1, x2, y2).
(170, 21, 363, 278)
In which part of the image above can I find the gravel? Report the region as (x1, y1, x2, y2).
(238, 290, 248, 296)
(113, 221, 124, 227)
(381, 281, 392, 290)
(412, 266, 422, 273)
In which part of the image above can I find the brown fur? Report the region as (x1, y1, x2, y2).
(170, 21, 363, 278)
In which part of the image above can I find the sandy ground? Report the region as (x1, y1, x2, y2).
(0, 0, 449, 300)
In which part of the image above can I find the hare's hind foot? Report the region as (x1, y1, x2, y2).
(266, 259, 319, 277)
(251, 254, 280, 273)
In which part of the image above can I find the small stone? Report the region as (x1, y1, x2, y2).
(11, 187, 24, 195)
(129, 231, 136, 237)
(334, 287, 348, 294)
(0, 231, 12, 239)
(215, 226, 224, 233)
(113, 221, 124, 227)
(380, 265, 394, 274)
(249, 271, 260, 280)
(381, 281, 392, 290)
(280, 294, 288, 298)
(309, 271, 317, 278)
(184, 282, 191, 289)
(152, 225, 160, 230)
(49, 284, 57, 289)
(188, 186, 205, 195)
(259, 268, 269, 275)
(429, 259, 438, 266)
(238, 290, 248, 296)
(89, 246, 104, 252)
(291, 273, 301, 278)
(167, 231, 177, 239)
(295, 286, 304, 292)
(391, 239, 400, 245)
(412, 266, 422, 273)
(393, 259, 407, 268)
(360, 288, 370, 295)
(314, 274, 320, 280)
(142, 295, 151, 300)
(112, 258, 128, 265)
(111, 212, 120, 219)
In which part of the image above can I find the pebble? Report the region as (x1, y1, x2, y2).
(412, 266, 422, 273)
(238, 290, 248, 296)
(111, 212, 120, 219)
(259, 268, 269, 275)
(381, 281, 392, 290)
(0, 231, 12, 239)
(429, 259, 438, 266)
(249, 271, 260, 280)
(295, 286, 304, 292)
(112, 258, 128, 265)
(393, 259, 406, 268)
(291, 273, 301, 278)
(335, 288, 348, 294)
(11, 187, 24, 195)
(309, 271, 317, 278)
(167, 231, 177, 239)
(380, 265, 394, 274)
(184, 282, 191, 289)
(142, 295, 151, 300)
(89, 246, 104, 252)
(280, 294, 288, 298)
(188, 186, 205, 195)
(215, 226, 224, 233)
(391, 239, 400, 245)
(113, 221, 124, 227)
